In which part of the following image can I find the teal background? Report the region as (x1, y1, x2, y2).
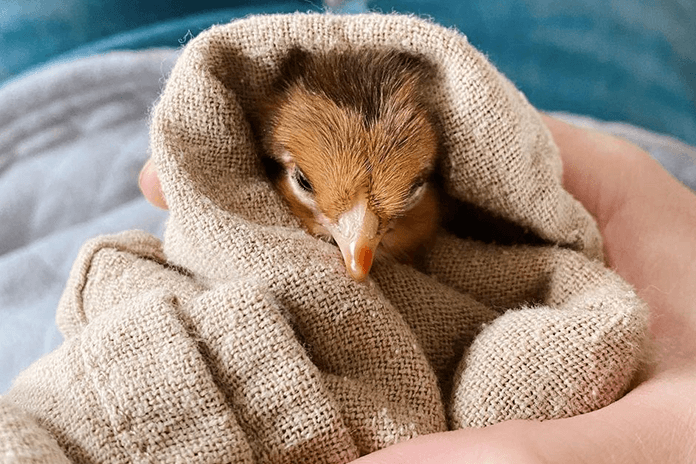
(1, 0, 694, 145)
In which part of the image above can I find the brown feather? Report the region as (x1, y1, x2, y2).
(260, 47, 442, 273)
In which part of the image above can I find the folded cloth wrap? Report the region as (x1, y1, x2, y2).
(2, 13, 649, 463)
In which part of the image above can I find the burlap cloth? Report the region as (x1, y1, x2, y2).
(2, 13, 649, 463)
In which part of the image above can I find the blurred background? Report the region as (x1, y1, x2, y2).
(1, 0, 694, 145)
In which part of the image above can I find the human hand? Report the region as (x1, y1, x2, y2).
(138, 115, 696, 462)
(350, 115, 696, 463)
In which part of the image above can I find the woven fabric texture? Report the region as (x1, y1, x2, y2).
(1, 13, 649, 463)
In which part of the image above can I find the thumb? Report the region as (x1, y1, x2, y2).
(138, 158, 168, 210)
(352, 375, 690, 464)
(350, 421, 551, 464)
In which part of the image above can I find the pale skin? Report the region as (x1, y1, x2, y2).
(139, 115, 696, 463)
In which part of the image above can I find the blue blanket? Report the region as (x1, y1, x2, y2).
(3, 1, 694, 145)
(374, 0, 696, 147)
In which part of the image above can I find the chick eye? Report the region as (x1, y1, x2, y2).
(293, 167, 314, 193)
(408, 178, 426, 198)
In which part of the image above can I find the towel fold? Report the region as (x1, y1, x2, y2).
(2, 13, 649, 462)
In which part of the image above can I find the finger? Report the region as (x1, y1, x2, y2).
(351, 421, 549, 464)
(138, 158, 168, 210)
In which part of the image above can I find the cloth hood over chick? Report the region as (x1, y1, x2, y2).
(260, 47, 442, 281)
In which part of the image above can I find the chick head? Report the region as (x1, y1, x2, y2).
(262, 47, 441, 281)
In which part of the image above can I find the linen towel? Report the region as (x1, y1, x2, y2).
(2, 13, 648, 463)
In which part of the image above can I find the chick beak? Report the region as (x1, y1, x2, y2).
(327, 199, 381, 282)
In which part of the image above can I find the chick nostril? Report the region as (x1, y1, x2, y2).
(347, 246, 374, 282)
(356, 246, 373, 273)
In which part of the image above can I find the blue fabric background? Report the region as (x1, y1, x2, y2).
(0, 1, 319, 82)
(1, 0, 694, 143)
(375, 0, 696, 147)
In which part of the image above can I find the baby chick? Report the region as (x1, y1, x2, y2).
(260, 47, 441, 281)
